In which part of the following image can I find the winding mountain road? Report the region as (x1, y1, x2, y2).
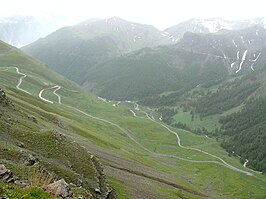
(127, 102, 253, 176)
(51, 85, 62, 104)
(38, 85, 62, 104)
(0, 67, 31, 95)
(2, 66, 254, 176)
(39, 88, 54, 104)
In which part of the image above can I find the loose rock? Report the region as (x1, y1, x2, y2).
(44, 179, 73, 198)
(0, 164, 8, 176)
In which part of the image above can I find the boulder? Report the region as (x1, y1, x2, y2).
(0, 89, 6, 99)
(0, 165, 16, 183)
(45, 179, 73, 198)
(19, 151, 37, 166)
(0, 88, 14, 107)
(94, 188, 101, 193)
(0, 164, 8, 176)
(14, 179, 28, 187)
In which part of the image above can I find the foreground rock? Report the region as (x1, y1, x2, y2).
(0, 89, 14, 107)
(44, 179, 73, 198)
(0, 164, 28, 187)
(0, 164, 16, 183)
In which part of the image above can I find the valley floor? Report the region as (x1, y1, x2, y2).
(1, 66, 266, 198)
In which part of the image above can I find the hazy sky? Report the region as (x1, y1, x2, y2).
(0, 0, 265, 29)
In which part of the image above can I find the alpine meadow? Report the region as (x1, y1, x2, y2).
(1, 2, 266, 199)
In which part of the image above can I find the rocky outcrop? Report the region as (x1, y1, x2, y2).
(19, 151, 37, 166)
(44, 179, 73, 198)
(90, 155, 116, 199)
(0, 164, 27, 187)
(0, 89, 14, 107)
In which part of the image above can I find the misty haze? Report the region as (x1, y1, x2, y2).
(0, 0, 265, 198)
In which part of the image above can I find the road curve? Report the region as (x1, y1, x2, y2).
(38, 85, 62, 104)
(5, 67, 253, 176)
(38, 88, 54, 104)
(51, 85, 62, 104)
(127, 102, 253, 176)
(75, 105, 253, 176)
(0, 66, 31, 95)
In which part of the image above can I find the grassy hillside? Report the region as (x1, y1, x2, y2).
(1, 41, 266, 198)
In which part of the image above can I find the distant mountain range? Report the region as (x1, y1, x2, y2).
(165, 17, 266, 41)
(0, 15, 70, 47)
(23, 17, 266, 100)
(3, 16, 266, 48)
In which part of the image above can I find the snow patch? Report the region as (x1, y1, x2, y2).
(131, 24, 136, 29)
(241, 35, 244, 43)
(235, 50, 248, 74)
(232, 40, 238, 48)
(98, 96, 107, 102)
(250, 52, 261, 71)
(200, 18, 233, 32)
(237, 51, 240, 59)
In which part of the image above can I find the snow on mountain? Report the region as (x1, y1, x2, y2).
(71, 16, 173, 51)
(165, 17, 266, 43)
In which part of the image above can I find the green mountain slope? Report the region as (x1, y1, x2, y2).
(22, 17, 172, 84)
(85, 45, 228, 100)
(2, 41, 266, 198)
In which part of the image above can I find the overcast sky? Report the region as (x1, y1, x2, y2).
(0, 0, 265, 29)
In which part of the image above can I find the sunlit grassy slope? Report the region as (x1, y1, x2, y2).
(1, 41, 266, 198)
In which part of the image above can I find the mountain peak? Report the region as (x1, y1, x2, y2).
(108, 16, 123, 21)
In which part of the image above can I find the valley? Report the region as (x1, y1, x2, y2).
(1, 15, 266, 199)
(1, 60, 266, 198)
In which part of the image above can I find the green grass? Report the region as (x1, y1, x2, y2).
(174, 109, 220, 131)
(0, 182, 54, 199)
(0, 43, 266, 198)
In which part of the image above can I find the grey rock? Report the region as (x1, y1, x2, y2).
(27, 115, 38, 123)
(0, 196, 11, 199)
(14, 180, 28, 187)
(0, 164, 8, 175)
(19, 151, 37, 166)
(17, 142, 25, 148)
(45, 179, 73, 198)
(94, 188, 101, 193)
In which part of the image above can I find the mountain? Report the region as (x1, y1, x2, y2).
(79, 24, 266, 173)
(2, 40, 266, 198)
(165, 17, 266, 42)
(0, 40, 117, 198)
(22, 16, 173, 84)
(0, 15, 68, 47)
(176, 25, 266, 74)
(82, 26, 266, 101)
